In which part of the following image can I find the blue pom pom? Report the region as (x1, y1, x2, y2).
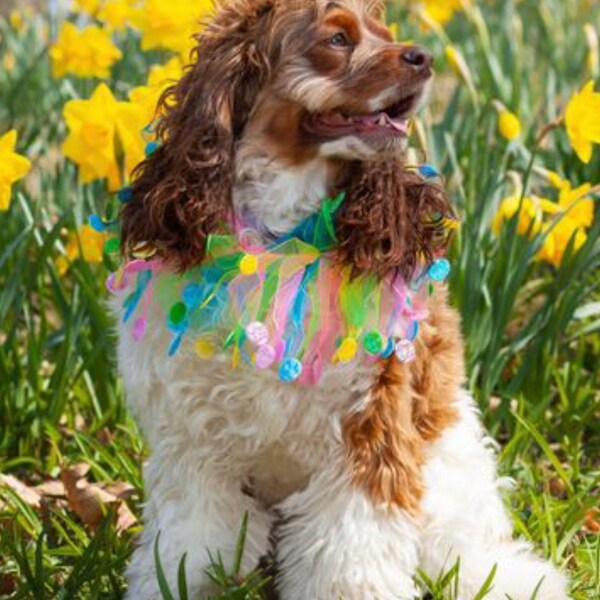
(117, 186, 133, 203)
(167, 317, 188, 334)
(380, 338, 395, 359)
(182, 283, 205, 309)
(427, 258, 451, 282)
(89, 214, 107, 232)
(278, 358, 302, 382)
(145, 141, 159, 156)
(168, 333, 183, 356)
(418, 164, 440, 179)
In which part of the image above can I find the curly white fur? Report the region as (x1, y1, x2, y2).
(117, 312, 568, 600)
(116, 162, 568, 600)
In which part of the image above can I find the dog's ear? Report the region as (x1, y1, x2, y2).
(335, 160, 456, 279)
(121, 0, 276, 270)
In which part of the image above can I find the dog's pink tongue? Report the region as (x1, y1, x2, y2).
(356, 112, 409, 134)
(309, 112, 409, 137)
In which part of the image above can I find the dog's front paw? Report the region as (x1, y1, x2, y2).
(457, 547, 570, 600)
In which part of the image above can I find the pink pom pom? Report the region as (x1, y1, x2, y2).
(255, 344, 276, 369)
(245, 321, 269, 347)
(106, 273, 117, 293)
(394, 339, 415, 363)
(132, 317, 147, 342)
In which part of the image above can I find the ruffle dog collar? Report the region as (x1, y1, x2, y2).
(107, 170, 454, 385)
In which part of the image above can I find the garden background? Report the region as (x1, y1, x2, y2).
(0, 0, 599, 598)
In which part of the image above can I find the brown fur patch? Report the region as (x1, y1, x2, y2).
(323, 10, 361, 44)
(365, 16, 393, 41)
(342, 289, 463, 512)
(251, 96, 321, 166)
(306, 38, 350, 76)
(412, 287, 464, 441)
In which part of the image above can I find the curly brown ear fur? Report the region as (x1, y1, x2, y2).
(121, 0, 276, 270)
(335, 160, 456, 279)
(339, 162, 460, 511)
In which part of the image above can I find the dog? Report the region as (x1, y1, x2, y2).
(114, 0, 570, 598)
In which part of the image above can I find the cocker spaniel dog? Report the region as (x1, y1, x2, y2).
(113, 0, 569, 598)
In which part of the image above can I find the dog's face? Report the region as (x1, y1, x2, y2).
(245, 0, 433, 163)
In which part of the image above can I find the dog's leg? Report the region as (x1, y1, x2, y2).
(125, 447, 272, 600)
(419, 391, 569, 600)
(274, 455, 420, 600)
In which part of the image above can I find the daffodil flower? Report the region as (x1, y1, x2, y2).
(55, 225, 107, 275)
(133, 0, 214, 54)
(537, 218, 588, 268)
(72, 0, 102, 16)
(0, 130, 31, 211)
(98, 0, 140, 33)
(565, 80, 600, 163)
(416, 0, 464, 25)
(50, 23, 122, 79)
(62, 84, 121, 189)
(492, 195, 542, 237)
(493, 174, 596, 268)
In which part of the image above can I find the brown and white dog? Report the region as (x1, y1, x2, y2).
(116, 0, 569, 598)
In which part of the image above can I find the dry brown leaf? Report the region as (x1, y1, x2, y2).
(95, 427, 115, 444)
(1, 465, 137, 535)
(67, 462, 91, 479)
(35, 479, 65, 497)
(0, 474, 41, 509)
(116, 501, 138, 535)
(583, 508, 600, 534)
(102, 481, 135, 500)
(61, 465, 118, 529)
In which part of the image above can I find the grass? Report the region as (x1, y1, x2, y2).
(0, 0, 599, 598)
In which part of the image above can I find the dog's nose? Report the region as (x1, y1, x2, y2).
(400, 46, 433, 70)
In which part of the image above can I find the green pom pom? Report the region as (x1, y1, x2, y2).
(169, 302, 187, 325)
(104, 237, 120, 254)
(363, 330, 384, 355)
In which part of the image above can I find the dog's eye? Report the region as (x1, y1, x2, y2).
(329, 32, 350, 47)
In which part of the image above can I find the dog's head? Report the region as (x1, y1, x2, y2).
(121, 0, 454, 277)
(244, 0, 433, 163)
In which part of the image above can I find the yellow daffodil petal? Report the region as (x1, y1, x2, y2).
(135, 0, 214, 53)
(50, 23, 122, 80)
(538, 217, 588, 267)
(62, 84, 124, 188)
(0, 129, 31, 211)
(492, 195, 542, 237)
(98, 0, 138, 32)
(565, 80, 600, 163)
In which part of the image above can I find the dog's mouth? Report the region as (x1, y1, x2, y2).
(303, 91, 421, 140)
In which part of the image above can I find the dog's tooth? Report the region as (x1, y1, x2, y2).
(377, 114, 387, 126)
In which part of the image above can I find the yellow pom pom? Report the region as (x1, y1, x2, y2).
(335, 337, 358, 363)
(194, 337, 215, 359)
(239, 254, 258, 275)
(113, 266, 125, 288)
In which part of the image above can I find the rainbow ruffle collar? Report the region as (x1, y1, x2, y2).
(107, 179, 452, 385)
